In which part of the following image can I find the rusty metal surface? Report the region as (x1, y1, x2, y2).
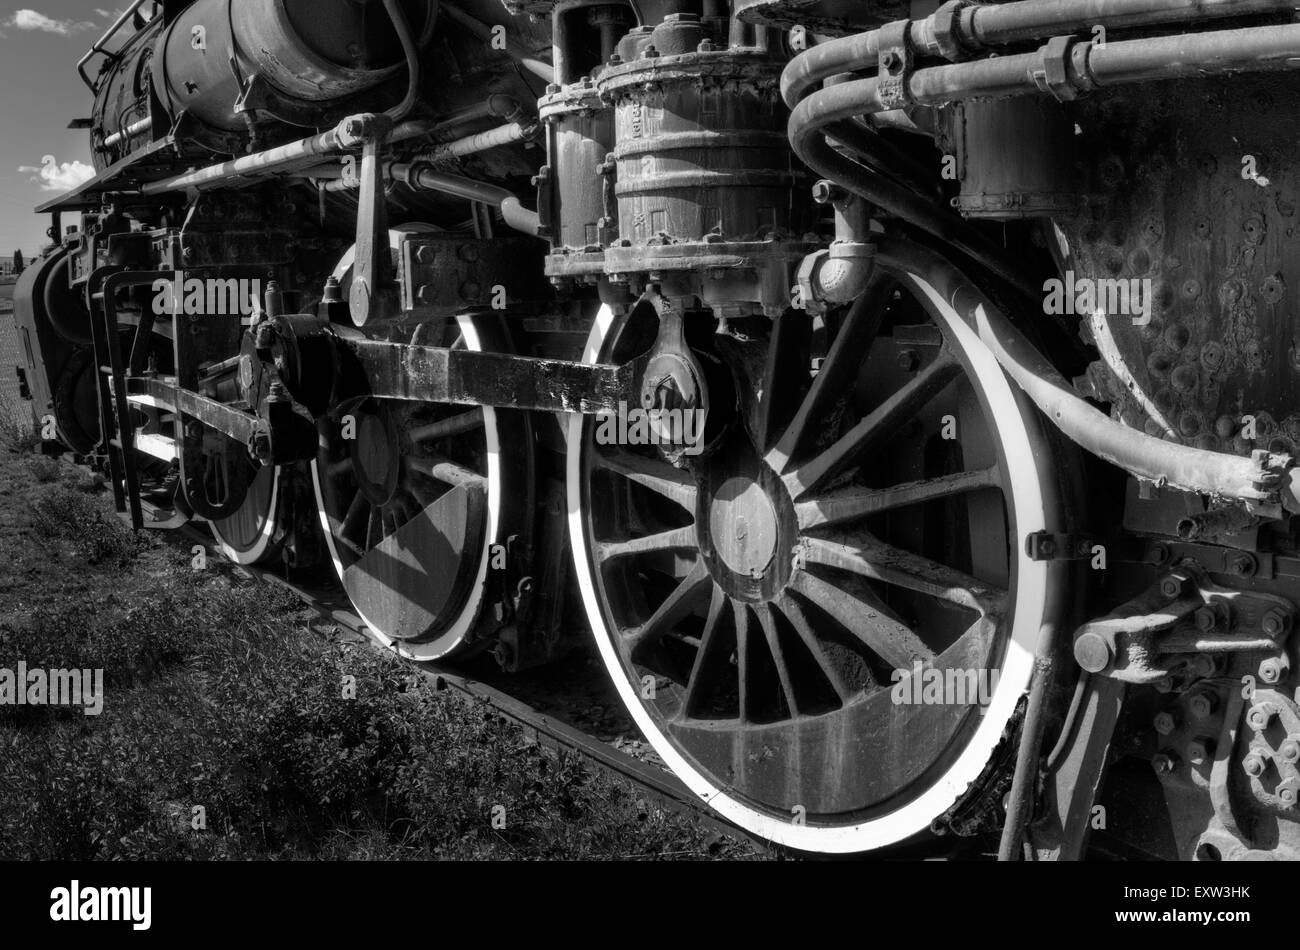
(1067, 74, 1300, 460)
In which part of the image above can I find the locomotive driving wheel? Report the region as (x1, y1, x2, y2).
(210, 463, 284, 565)
(311, 312, 528, 660)
(569, 271, 1065, 853)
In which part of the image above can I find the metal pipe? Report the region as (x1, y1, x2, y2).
(382, 0, 431, 121)
(414, 121, 533, 165)
(998, 623, 1061, 861)
(102, 116, 152, 149)
(780, 0, 1297, 106)
(788, 24, 1300, 291)
(140, 117, 439, 194)
(440, 3, 555, 83)
(389, 162, 542, 236)
(875, 238, 1289, 503)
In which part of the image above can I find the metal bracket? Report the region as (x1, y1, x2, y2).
(876, 20, 914, 112)
(1026, 530, 1097, 561)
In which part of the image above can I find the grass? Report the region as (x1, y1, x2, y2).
(0, 441, 761, 860)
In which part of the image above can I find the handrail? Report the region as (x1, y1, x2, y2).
(77, 0, 156, 91)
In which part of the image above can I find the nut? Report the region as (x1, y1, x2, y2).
(1247, 702, 1277, 731)
(1188, 691, 1217, 720)
(1279, 777, 1300, 808)
(1279, 737, 1300, 763)
(1160, 573, 1191, 599)
(1262, 607, 1292, 638)
(1243, 750, 1269, 777)
(1194, 606, 1219, 632)
(1258, 656, 1288, 685)
(1153, 711, 1177, 736)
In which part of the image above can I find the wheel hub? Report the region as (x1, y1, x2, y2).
(708, 476, 779, 579)
(351, 410, 399, 506)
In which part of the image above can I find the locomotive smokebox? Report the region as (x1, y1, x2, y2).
(152, 0, 435, 137)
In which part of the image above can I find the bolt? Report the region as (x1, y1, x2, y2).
(458, 244, 480, 263)
(1153, 711, 1177, 735)
(1189, 691, 1217, 720)
(1280, 736, 1300, 763)
(881, 50, 903, 73)
(1243, 750, 1268, 777)
(1258, 656, 1288, 685)
(896, 349, 920, 372)
(1279, 778, 1300, 808)
(1194, 606, 1219, 632)
(1152, 751, 1179, 775)
(1187, 739, 1213, 766)
(1229, 552, 1257, 577)
(416, 244, 438, 264)
(1154, 676, 1175, 693)
(1262, 607, 1291, 638)
(1160, 573, 1192, 600)
(459, 281, 481, 301)
(1189, 654, 1217, 678)
(1247, 701, 1277, 731)
(1038, 538, 1057, 558)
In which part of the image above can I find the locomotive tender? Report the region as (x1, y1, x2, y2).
(15, 0, 1300, 859)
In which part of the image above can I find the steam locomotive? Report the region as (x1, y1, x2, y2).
(14, 0, 1300, 860)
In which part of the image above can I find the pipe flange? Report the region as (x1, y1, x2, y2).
(1031, 35, 1092, 102)
(931, 0, 974, 62)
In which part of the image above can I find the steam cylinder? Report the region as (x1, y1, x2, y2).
(152, 0, 435, 134)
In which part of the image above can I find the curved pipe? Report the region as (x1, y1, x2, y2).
(439, 3, 554, 83)
(388, 162, 542, 237)
(382, 0, 432, 121)
(875, 238, 1289, 504)
(779, 0, 1298, 107)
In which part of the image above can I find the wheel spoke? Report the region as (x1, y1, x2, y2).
(772, 593, 858, 702)
(625, 561, 712, 660)
(408, 409, 484, 444)
(597, 525, 697, 562)
(735, 601, 754, 722)
(340, 491, 370, 548)
(594, 449, 698, 513)
(406, 454, 486, 490)
(767, 275, 895, 472)
(782, 351, 961, 500)
(789, 569, 935, 670)
(797, 466, 1000, 530)
(802, 534, 1006, 617)
(679, 585, 730, 718)
(755, 603, 800, 718)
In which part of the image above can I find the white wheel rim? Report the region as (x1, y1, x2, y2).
(210, 465, 281, 566)
(311, 312, 502, 662)
(567, 287, 1059, 853)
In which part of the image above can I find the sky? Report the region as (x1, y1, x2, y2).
(0, 4, 130, 258)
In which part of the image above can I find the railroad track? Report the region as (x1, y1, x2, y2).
(168, 521, 784, 858)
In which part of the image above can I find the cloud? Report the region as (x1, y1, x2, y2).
(19, 158, 96, 193)
(3, 9, 98, 35)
